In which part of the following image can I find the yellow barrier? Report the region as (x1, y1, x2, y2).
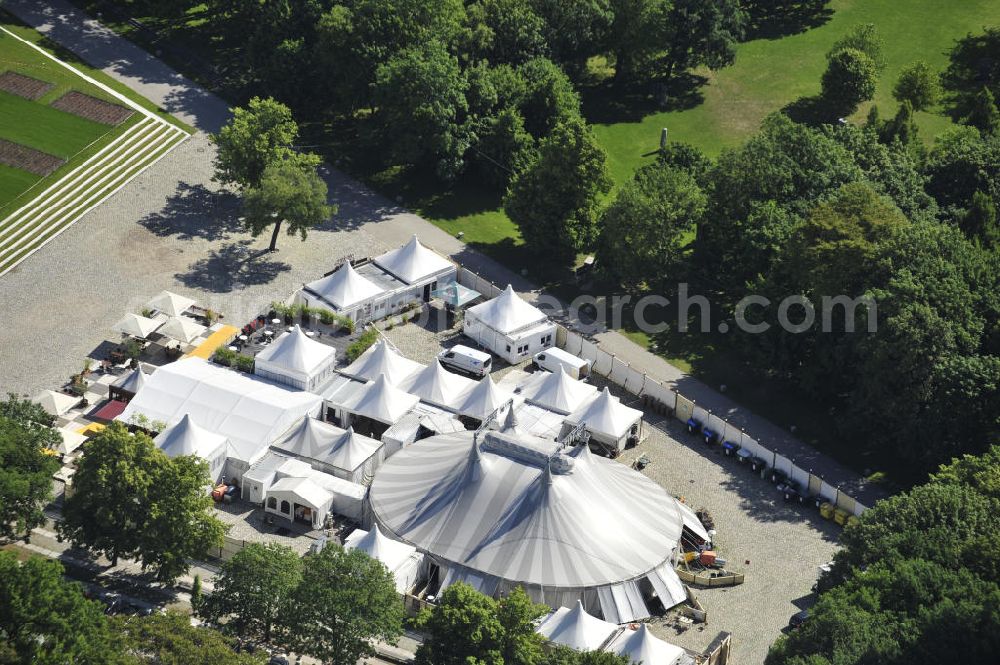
(185, 325, 239, 360)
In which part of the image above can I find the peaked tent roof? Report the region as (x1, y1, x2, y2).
(344, 524, 417, 572)
(341, 339, 425, 385)
(373, 235, 454, 285)
(154, 414, 228, 459)
(157, 316, 207, 344)
(537, 601, 619, 652)
(146, 290, 195, 318)
(342, 375, 420, 424)
(112, 367, 148, 393)
(272, 417, 382, 471)
(466, 285, 548, 335)
(268, 476, 332, 511)
(399, 360, 476, 409)
(458, 375, 511, 420)
(255, 325, 336, 374)
(112, 313, 162, 338)
(606, 625, 685, 665)
(305, 262, 384, 309)
(32, 390, 80, 417)
(566, 388, 643, 439)
(523, 367, 598, 415)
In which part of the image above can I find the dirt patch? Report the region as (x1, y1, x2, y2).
(0, 138, 64, 176)
(0, 71, 53, 100)
(50, 91, 133, 125)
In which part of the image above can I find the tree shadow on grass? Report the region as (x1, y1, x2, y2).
(782, 95, 840, 127)
(174, 240, 289, 293)
(139, 182, 244, 241)
(744, 0, 834, 41)
(581, 73, 708, 125)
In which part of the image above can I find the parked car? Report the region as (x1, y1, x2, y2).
(438, 345, 492, 377)
(532, 347, 591, 379)
(788, 609, 809, 629)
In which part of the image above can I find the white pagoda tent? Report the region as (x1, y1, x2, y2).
(111, 367, 148, 398)
(537, 601, 620, 652)
(463, 285, 556, 363)
(157, 316, 206, 344)
(301, 262, 385, 317)
(339, 375, 420, 427)
(153, 414, 228, 481)
(32, 390, 80, 417)
(146, 290, 195, 318)
(341, 339, 424, 386)
(457, 374, 511, 421)
(254, 325, 337, 391)
(344, 524, 424, 593)
(522, 366, 597, 415)
(373, 235, 455, 286)
(112, 313, 162, 339)
(271, 416, 384, 484)
(399, 360, 476, 410)
(605, 624, 685, 665)
(564, 387, 643, 453)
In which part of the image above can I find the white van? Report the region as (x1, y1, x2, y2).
(438, 345, 492, 377)
(533, 347, 591, 380)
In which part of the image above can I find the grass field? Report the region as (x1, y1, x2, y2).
(0, 92, 113, 158)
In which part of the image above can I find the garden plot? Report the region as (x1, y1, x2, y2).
(51, 90, 134, 125)
(0, 70, 52, 99)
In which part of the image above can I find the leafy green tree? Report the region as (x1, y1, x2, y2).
(657, 0, 747, 82)
(892, 61, 940, 111)
(496, 587, 548, 665)
(515, 57, 582, 138)
(607, 0, 663, 82)
(827, 23, 886, 70)
(199, 543, 302, 642)
(505, 117, 612, 265)
(0, 411, 59, 540)
(212, 97, 300, 189)
(283, 546, 403, 664)
(465, 0, 548, 65)
(0, 394, 57, 430)
(472, 108, 537, 189)
(961, 190, 1000, 249)
(878, 100, 919, 146)
(966, 86, 1000, 134)
(530, 0, 613, 72)
(0, 552, 121, 664)
(821, 47, 877, 116)
(924, 126, 1000, 218)
(113, 611, 264, 664)
(373, 40, 470, 180)
(243, 153, 332, 252)
(941, 27, 1000, 124)
(597, 166, 705, 287)
(545, 647, 632, 665)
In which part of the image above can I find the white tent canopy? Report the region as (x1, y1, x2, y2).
(271, 417, 383, 483)
(606, 625, 685, 665)
(373, 235, 454, 285)
(146, 290, 195, 317)
(466, 285, 548, 335)
(32, 390, 80, 417)
(537, 601, 619, 652)
(523, 367, 598, 415)
(565, 388, 642, 441)
(344, 524, 423, 593)
(112, 367, 148, 394)
(112, 313, 162, 338)
(341, 375, 420, 425)
(458, 375, 511, 421)
(399, 360, 476, 410)
(341, 339, 425, 386)
(157, 316, 206, 344)
(118, 357, 323, 464)
(154, 414, 228, 459)
(254, 325, 337, 391)
(305, 262, 384, 309)
(57, 429, 87, 455)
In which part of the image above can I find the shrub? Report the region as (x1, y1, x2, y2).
(345, 328, 379, 362)
(234, 354, 255, 373)
(213, 347, 236, 366)
(319, 309, 336, 325)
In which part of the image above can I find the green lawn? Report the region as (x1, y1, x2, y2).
(0, 92, 111, 157)
(0, 164, 38, 205)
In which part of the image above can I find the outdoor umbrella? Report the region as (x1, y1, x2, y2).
(146, 290, 195, 318)
(32, 390, 81, 417)
(112, 313, 163, 339)
(157, 316, 206, 344)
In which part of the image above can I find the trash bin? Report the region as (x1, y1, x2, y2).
(722, 441, 738, 456)
(750, 457, 765, 472)
(736, 448, 752, 464)
(702, 428, 718, 445)
(686, 418, 701, 435)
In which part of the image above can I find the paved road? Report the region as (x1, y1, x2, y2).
(3, 0, 882, 507)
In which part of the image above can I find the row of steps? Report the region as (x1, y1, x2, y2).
(0, 117, 189, 276)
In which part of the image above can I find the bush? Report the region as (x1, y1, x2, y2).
(213, 347, 236, 366)
(234, 354, 255, 373)
(345, 328, 379, 362)
(319, 309, 336, 325)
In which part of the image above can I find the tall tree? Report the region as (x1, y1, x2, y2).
(113, 611, 264, 665)
(607, 0, 662, 83)
(961, 190, 1000, 249)
(471, 108, 537, 190)
(530, 0, 613, 73)
(283, 546, 403, 664)
(198, 543, 303, 642)
(464, 0, 549, 65)
(242, 153, 333, 252)
(892, 61, 940, 111)
(505, 117, 612, 266)
(0, 552, 122, 665)
(821, 47, 877, 116)
(924, 126, 1000, 218)
(212, 97, 300, 190)
(0, 402, 60, 540)
(966, 86, 1000, 134)
(878, 100, 919, 146)
(941, 27, 1000, 125)
(515, 57, 582, 138)
(827, 23, 886, 70)
(657, 0, 747, 82)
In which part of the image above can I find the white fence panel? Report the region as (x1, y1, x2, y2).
(789, 464, 811, 488)
(819, 481, 839, 504)
(579, 339, 600, 363)
(592, 350, 615, 377)
(691, 405, 710, 426)
(853, 502, 867, 517)
(563, 331, 584, 356)
(623, 367, 646, 395)
(722, 422, 741, 444)
(774, 453, 793, 478)
(609, 358, 630, 385)
(707, 413, 727, 436)
(738, 435, 767, 460)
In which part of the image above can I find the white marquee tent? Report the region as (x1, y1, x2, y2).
(32, 390, 80, 417)
(112, 367, 148, 395)
(564, 387, 643, 452)
(458, 374, 511, 421)
(373, 235, 455, 285)
(146, 290, 195, 318)
(522, 367, 598, 415)
(341, 339, 425, 386)
(157, 316, 207, 344)
(344, 524, 424, 593)
(254, 325, 337, 391)
(463, 285, 556, 364)
(112, 313, 162, 339)
(339, 375, 420, 426)
(369, 431, 690, 620)
(153, 414, 228, 481)
(399, 360, 476, 410)
(303, 262, 384, 311)
(536, 601, 619, 651)
(271, 416, 384, 484)
(118, 358, 323, 476)
(606, 624, 685, 665)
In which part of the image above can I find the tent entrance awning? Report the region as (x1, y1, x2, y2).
(431, 282, 480, 308)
